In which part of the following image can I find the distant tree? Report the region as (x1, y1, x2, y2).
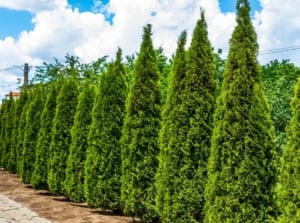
(261, 59, 300, 150)
(8, 90, 28, 173)
(48, 77, 78, 195)
(120, 24, 161, 221)
(31, 81, 60, 189)
(277, 77, 300, 222)
(155, 10, 216, 223)
(204, 1, 278, 222)
(64, 80, 95, 202)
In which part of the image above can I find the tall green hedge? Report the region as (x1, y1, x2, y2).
(277, 77, 300, 222)
(48, 77, 78, 195)
(120, 24, 161, 221)
(204, 1, 278, 222)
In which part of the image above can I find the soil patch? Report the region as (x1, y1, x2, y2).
(0, 167, 133, 223)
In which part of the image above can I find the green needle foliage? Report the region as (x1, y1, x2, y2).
(21, 86, 45, 183)
(0, 94, 15, 168)
(8, 90, 28, 173)
(48, 77, 78, 195)
(155, 11, 216, 223)
(120, 24, 161, 221)
(85, 49, 127, 211)
(94, 49, 127, 211)
(155, 30, 188, 223)
(17, 90, 31, 176)
(84, 79, 104, 208)
(0, 100, 5, 166)
(64, 80, 95, 202)
(277, 77, 300, 222)
(204, 1, 278, 222)
(31, 81, 60, 189)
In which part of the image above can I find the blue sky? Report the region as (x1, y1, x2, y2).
(0, 0, 299, 98)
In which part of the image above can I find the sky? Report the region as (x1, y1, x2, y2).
(0, 0, 300, 99)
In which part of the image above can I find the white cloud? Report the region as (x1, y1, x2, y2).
(0, 0, 68, 13)
(0, 0, 300, 99)
(254, 0, 300, 64)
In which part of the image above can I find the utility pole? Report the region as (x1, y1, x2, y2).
(24, 63, 29, 88)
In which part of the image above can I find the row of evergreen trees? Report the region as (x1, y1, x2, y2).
(0, 0, 299, 222)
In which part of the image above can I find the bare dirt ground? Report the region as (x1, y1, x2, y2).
(0, 167, 133, 223)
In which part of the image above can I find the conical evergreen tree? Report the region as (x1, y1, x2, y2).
(93, 49, 127, 211)
(155, 31, 188, 222)
(8, 90, 28, 173)
(0, 94, 15, 168)
(155, 11, 216, 223)
(31, 81, 60, 189)
(0, 100, 5, 166)
(48, 77, 78, 195)
(204, 1, 278, 222)
(120, 24, 161, 221)
(277, 77, 300, 222)
(21, 86, 45, 183)
(64, 81, 95, 202)
(16, 90, 29, 175)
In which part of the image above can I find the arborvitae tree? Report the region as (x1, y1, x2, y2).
(31, 81, 60, 189)
(16, 90, 29, 175)
(0, 100, 5, 166)
(48, 77, 78, 195)
(155, 11, 216, 223)
(0, 96, 14, 167)
(155, 31, 188, 222)
(204, 1, 278, 222)
(8, 90, 28, 173)
(92, 49, 126, 211)
(6, 98, 16, 171)
(64, 81, 95, 202)
(277, 77, 300, 222)
(21, 86, 45, 183)
(120, 24, 161, 221)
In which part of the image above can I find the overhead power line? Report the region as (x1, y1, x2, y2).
(259, 45, 300, 55)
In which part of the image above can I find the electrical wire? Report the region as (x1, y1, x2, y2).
(259, 45, 300, 55)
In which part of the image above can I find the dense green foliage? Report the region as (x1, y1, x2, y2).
(47, 77, 78, 195)
(7, 90, 28, 173)
(17, 90, 31, 176)
(120, 24, 161, 221)
(85, 49, 127, 211)
(31, 82, 60, 189)
(0, 95, 15, 168)
(155, 31, 188, 222)
(277, 77, 300, 222)
(156, 11, 216, 223)
(261, 60, 300, 150)
(0, 6, 300, 221)
(21, 86, 45, 183)
(204, 1, 278, 222)
(64, 81, 95, 202)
